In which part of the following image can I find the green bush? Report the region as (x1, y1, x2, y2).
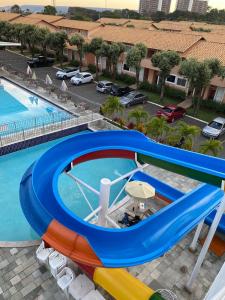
(115, 73, 136, 85)
(88, 64, 96, 73)
(164, 86, 186, 101)
(70, 60, 80, 67)
(200, 99, 225, 113)
(139, 80, 186, 101)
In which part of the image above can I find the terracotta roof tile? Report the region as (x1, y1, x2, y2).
(97, 18, 130, 25)
(26, 13, 64, 23)
(90, 26, 202, 53)
(0, 12, 21, 21)
(54, 19, 100, 31)
(10, 16, 57, 31)
(183, 40, 225, 65)
(153, 21, 192, 32)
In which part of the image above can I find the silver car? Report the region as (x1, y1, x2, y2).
(96, 81, 113, 93)
(202, 117, 225, 138)
(120, 92, 147, 108)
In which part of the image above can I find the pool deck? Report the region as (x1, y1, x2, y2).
(0, 165, 224, 300)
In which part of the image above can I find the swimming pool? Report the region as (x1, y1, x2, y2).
(0, 78, 71, 135)
(0, 131, 136, 242)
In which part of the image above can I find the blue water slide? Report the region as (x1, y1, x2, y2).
(133, 171, 225, 234)
(20, 130, 225, 267)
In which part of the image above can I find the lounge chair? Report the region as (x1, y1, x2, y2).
(118, 212, 141, 227)
(49, 251, 67, 278)
(69, 274, 95, 299)
(36, 241, 54, 265)
(56, 267, 75, 298)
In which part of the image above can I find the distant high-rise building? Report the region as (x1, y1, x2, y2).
(176, 0, 208, 15)
(139, 0, 171, 15)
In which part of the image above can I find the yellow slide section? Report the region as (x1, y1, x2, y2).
(94, 267, 154, 300)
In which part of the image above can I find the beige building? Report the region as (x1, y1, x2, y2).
(176, 0, 208, 15)
(139, 0, 171, 15)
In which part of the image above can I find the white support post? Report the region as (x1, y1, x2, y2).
(189, 220, 204, 252)
(185, 181, 225, 291)
(98, 178, 111, 227)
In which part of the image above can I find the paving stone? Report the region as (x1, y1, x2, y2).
(10, 275, 21, 286)
(21, 282, 36, 297)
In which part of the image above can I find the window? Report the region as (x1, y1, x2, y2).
(177, 78, 187, 87)
(166, 75, 176, 83)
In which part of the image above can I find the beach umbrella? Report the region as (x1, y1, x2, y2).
(26, 65, 32, 76)
(45, 74, 53, 85)
(60, 80, 68, 92)
(32, 71, 37, 80)
(125, 181, 155, 200)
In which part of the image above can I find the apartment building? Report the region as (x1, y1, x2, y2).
(176, 0, 208, 15)
(139, 0, 171, 15)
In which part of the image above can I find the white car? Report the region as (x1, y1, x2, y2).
(202, 117, 225, 139)
(96, 81, 113, 93)
(56, 67, 79, 79)
(70, 72, 93, 86)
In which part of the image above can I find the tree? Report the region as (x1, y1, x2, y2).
(100, 42, 113, 74)
(10, 4, 21, 14)
(111, 43, 125, 79)
(84, 38, 103, 81)
(180, 58, 222, 115)
(146, 116, 170, 142)
(43, 5, 57, 15)
(199, 139, 223, 157)
(174, 121, 200, 150)
(101, 96, 124, 119)
(126, 43, 147, 87)
(70, 34, 85, 68)
(128, 107, 149, 131)
(48, 31, 68, 67)
(151, 50, 180, 101)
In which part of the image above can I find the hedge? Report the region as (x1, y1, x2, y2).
(139, 81, 186, 101)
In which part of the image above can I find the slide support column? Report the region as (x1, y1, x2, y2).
(185, 181, 225, 291)
(189, 220, 205, 252)
(98, 178, 111, 227)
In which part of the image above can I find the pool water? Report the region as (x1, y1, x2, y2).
(0, 78, 71, 134)
(0, 131, 136, 241)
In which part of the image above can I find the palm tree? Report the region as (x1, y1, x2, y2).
(175, 121, 201, 150)
(84, 38, 103, 81)
(146, 116, 170, 142)
(128, 107, 149, 131)
(70, 34, 85, 68)
(101, 96, 124, 119)
(47, 31, 68, 67)
(199, 139, 223, 157)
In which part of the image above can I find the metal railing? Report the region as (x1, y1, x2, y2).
(0, 112, 103, 147)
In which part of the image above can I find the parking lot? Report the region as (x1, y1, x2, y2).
(0, 49, 224, 158)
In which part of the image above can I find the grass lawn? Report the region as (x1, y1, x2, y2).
(141, 90, 224, 123)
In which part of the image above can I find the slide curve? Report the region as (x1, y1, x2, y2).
(20, 130, 225, 268)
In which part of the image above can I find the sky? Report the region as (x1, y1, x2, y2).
(0, 0, 225, 11)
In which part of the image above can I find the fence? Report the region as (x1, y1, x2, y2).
(0, 112, 103, 147)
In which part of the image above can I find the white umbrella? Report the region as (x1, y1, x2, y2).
(125, 180, 155, 212)
(31, 71, 37, 80)
(26, 65, 32, 76)
(60, 80, 68, 92)
(45, 74, 53, 85)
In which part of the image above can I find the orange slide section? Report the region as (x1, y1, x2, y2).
(43, 220, 103, 267)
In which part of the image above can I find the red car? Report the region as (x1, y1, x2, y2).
(156, 105, 186, 123)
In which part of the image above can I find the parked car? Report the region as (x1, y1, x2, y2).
(70, 72, 93, 85)
(120, 92, 147, 108)
(202, 117, 225, 139)
(110, 84, 132, 97)
(96, 81, 113, 93)
(56, 67, 79, 79)
(27, 55, 54, 67)
(156, 105, 186, 123)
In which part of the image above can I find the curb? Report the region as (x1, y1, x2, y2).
(147, 101, 208, 124)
